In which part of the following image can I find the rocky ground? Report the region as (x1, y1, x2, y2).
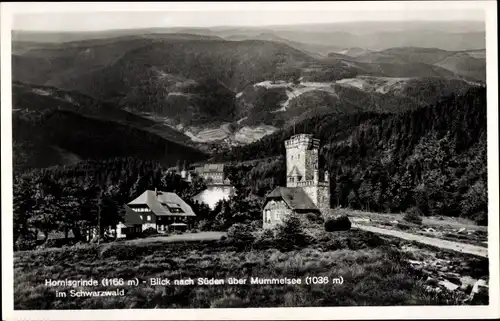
(399, 242, 489, 305)
(348, 215, 489, 304)
(351, 216, 487, 247)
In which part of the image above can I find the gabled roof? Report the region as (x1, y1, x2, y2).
(122, 205, 143, 226)
(265, 187, 318, 211)
(128, 190, 196, 217)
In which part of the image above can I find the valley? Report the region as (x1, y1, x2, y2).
(12, 29, 485, 147)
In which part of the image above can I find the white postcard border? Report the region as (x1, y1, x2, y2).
(1, 1, 498, 320)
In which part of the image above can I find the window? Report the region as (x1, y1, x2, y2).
(162, 202, 185, 213)
(140, 215, 143, 220)
(147, 215, 151, 221)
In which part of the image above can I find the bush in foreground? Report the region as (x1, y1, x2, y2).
(141, 227, 158, 238)
(252, 228, 275, 249)
(197, 219, 212, 231)
(227, 223, 256, 244)
(473, 211, 487, 226)
(404, 207, 423, 225)
(324, 215, 352, 232)
(14, 231, 37, 251)
(275, 216, 310, 250)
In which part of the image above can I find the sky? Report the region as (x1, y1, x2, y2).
(8, 2, 486, 32)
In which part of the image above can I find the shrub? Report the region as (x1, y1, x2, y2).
(404, 207, 423, 225)
(227, 223, 255, 243)
(474, 211, 487, 226)
(141, 227, 158, 238)
(197, 219, 212, 231)
(305, 212, 324, 225)
(275, 216, 309, 250)
(15, 231, 37, 251)
(253, 228, 275, 249)
(324, 215, 351, 232)
(249, 220, 263, 231)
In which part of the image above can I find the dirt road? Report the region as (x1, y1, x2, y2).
(354, 224, 488, 258)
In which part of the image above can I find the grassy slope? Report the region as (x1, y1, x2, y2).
(13, 229, 478, 309)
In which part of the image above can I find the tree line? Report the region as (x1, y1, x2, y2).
(13, 158, 210, 248)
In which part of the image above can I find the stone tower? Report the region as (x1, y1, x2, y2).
(285, 134, 331, 216)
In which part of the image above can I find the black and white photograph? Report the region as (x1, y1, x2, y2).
(1, 1, 498, 320)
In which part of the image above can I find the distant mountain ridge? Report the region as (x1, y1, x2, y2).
(338, 47, 486, 82)
(13, 19, 485, 51)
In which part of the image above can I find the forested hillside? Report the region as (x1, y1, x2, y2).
(12, 82, 207, 172)
(216, 87, 487, 224)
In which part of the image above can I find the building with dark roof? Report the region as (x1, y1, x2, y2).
(194, 163, 226, 185)
(191, 163, 235, 209)
(115, 189, 196, 238)
(262, 134, 330, 228)
(115, 205, 144, 239)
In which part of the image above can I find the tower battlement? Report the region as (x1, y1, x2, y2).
(285, 134, 320, 150)
(296, 180, 329, 187)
